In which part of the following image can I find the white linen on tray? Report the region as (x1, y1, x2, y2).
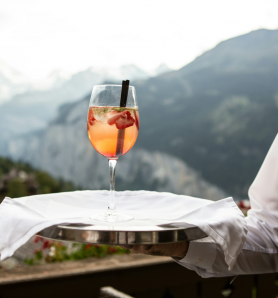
(0, 190, 247, 270)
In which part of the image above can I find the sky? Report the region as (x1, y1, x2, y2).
(1, 0, 278, 81)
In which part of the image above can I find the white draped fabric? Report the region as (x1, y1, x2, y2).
(175, 134, 278, 277)
(0, 190, 246, 270)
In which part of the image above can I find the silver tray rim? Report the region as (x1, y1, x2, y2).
(38, 223, 207, 245)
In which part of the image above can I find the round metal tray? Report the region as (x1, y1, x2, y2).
(38, 221, 207, 245)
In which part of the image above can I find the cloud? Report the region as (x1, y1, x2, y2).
(0, 0, 278, 79)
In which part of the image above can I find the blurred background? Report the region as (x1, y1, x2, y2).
(0, 1, 278, 293)
(1, 0, 278, 203)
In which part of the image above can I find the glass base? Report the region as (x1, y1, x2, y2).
(90, 212, 133, 222)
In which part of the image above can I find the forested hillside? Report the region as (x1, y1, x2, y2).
(0, 157, 76, 202)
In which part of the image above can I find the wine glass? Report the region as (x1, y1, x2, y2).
(87, 83, 139, 222)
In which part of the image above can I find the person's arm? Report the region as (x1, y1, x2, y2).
(131, 134, 278, 277)
(174, 133, 278, 277)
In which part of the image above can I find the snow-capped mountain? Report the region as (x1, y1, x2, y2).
(0, 64, 163, 146)
(0, 60, 31, 105)
(153, 63, 172, 76)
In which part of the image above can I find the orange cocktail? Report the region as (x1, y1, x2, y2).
(87, 106, 139, 158)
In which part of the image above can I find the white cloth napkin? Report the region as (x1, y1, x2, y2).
(0, 190, 247, 269)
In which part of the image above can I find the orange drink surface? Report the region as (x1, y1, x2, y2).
(87, 106, 139, 158)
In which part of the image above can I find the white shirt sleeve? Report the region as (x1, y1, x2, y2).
(174, 133, 278, 277)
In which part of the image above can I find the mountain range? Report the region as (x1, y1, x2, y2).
(2, 29, 278, 198)
(134, 29, 278, 197)
(0, 64, 171, 144)
(4, 96, 226, 200)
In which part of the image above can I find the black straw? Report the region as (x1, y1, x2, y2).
(120, 80, 129, 107)
(116, 80, 130, 156)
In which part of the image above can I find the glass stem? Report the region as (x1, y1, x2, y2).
(108, 159, 118, 213)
